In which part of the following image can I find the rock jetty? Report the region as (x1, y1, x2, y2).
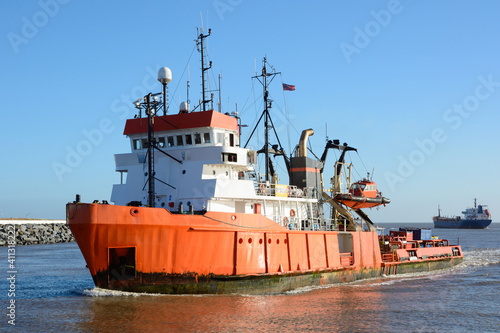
(0, 220, 74, 246)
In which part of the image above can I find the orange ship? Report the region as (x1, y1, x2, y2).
(66, 29, 463, 294)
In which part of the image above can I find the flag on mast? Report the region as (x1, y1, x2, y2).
(282, 83, 295, 91)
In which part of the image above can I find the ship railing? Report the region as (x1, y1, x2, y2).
(421, 239, 449, 247)
(311, 218, 347, 232)
(255, 183, 306, 198)
(387, 240, 412, 250)
(335, 216, 356, 232)
(323, 218, 340, 231)
(312, 218, 338, 231)
(302, 187, 320, 199)
(281, 217, 339, 231)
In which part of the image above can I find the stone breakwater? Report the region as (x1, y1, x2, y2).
(0, 221, 74, 246)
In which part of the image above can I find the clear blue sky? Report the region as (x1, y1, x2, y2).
(2, 0, 499, 222)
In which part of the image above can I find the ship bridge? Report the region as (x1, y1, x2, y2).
(111, 108, 258, 212)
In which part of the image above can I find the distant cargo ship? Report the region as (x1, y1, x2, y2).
(433, 199, 492, 229)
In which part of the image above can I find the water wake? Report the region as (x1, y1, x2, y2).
(81, 288, 146, 297)
(462, 248, 500, 267)
(80, 287, 212, 297)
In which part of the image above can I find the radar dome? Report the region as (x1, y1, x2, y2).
(179, 102, 189, 113)
(157, 67, 172, 84)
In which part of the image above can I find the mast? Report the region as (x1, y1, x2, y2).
(245, 57, 283, 182)
(218, 73, 222, 112)
(197, 28, 212, 112)
(263, 60, 270, 181)
(187, 65, 191, 105)
(146, 93, 155, 207)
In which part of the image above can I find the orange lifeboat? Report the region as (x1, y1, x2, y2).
(334, 179, 390, 209)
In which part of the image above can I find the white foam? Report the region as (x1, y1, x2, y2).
(462, 248, 500, 267)
(284, 283, 340, 295)
(82, 288, 145, 297)
(80, 287, 211, 298)
(283, 265, 465, 294)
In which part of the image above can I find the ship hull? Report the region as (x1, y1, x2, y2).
(67, 203, 463, 294)
(94, 267, 385, 295)
(89, 258, 463, 295)
(433, 218, 492, 229)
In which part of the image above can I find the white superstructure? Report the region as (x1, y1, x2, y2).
(110, 108, 326, 231)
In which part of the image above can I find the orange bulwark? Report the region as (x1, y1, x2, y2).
(67, 203, 463, 294)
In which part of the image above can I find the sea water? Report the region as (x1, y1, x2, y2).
(1, 223, 499, 332)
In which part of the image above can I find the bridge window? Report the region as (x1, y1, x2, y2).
(351, 184, 366, 191)
(176, 135, 183, 146)
(157, 137, 165, 148)
(185, 134, 193, 145)
(133, 139, 141, 150)
(194, 133, 202, 144)
(141, 139, 149, 149)
(217, 132, 224, 145)
(229, 133, 234, 147)
(204, 132, 211, 143)
(167, 136, 175, 147)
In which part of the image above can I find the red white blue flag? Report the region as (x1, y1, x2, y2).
(282, 83, 295, 91)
